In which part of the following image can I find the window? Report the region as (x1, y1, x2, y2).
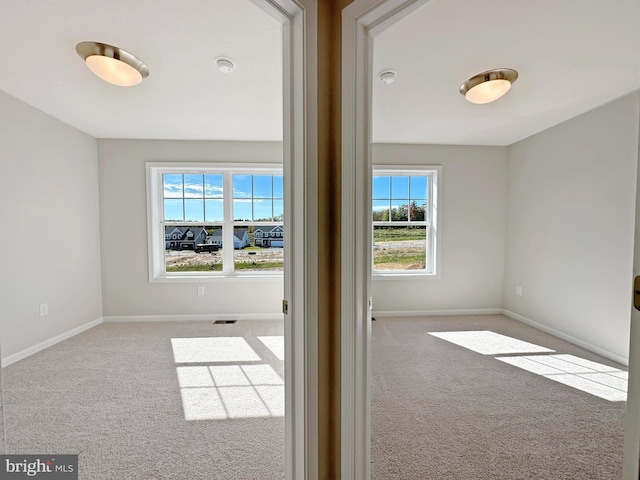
(231, 173, 284, 271)
(147, 163, 284, 281)
(372, 167, 440, 275)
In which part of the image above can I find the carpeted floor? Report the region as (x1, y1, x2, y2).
(371, 315, 626, 480)
(3, 320, 285, 480)
(3, 315, 627, 479)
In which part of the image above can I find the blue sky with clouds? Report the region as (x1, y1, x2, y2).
(373, 175, 428, 212)
(163, 173, 283, 222)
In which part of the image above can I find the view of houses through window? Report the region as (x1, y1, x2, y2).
(158, 169, 284, 275)
(152, 165, 437, 277)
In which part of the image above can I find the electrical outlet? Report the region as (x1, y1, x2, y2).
(39, 303, 49, 316)
(197, 286, 205, 296)
(515, 286, 523, 297)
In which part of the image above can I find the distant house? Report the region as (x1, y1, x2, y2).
(208, 230, 223, 248)
(164, 226, 207, 250)
(254, 225, 284, 247)
(234, 229, 250, 249)
(208, 228, 250, 249)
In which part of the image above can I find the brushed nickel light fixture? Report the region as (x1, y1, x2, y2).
(76, 41, 149, 87)
(459, 68, 518, 104)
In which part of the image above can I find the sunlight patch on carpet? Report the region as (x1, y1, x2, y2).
(427, 331, 626, 402)
(255, 385, 286, 416)
(497, 354, 627, 402)
(242, 364, 285, 385)
(176, 366, 215, 387)
(218, 386, 272, 418)
(175, 358, 284, 420)
(258, 336, 285, 360)
(181, 388, 228, 420)
(171, 337, 260, 363)
(210, 365, 252, 386)
(428, 331, 554, 355)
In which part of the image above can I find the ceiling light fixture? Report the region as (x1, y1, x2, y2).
(378, 69, 397, 85)
(75, 41, 149, 87)
(216, 57, 235, 74)
(459, 68, 518, 104)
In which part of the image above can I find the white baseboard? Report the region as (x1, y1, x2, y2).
(2, 317, 103, 368)
(502, 309, 628, 367)
(103, 313, 284, 323)
(372, 308, 503, 318)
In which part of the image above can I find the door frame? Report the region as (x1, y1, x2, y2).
(623, 136, 640, 477)
(254, 1, 318, 478)
(341, 1, 426, 478)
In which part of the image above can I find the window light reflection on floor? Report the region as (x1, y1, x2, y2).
(258, 336, 285, 360)
(428, 330, 554, 355)
(171, 337, 261, 363)
(497, 354, 627, 402)
(177, 364, 284, 421)
(172, 336, 284, 421)
(428, 330, 627, 402)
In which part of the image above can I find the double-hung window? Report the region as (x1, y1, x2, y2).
(372, 166, 440, 276)
(147, 163, 283, 281)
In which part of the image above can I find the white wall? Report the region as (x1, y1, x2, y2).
(504, 93, 639, 360)
(0, 91, 103, 361)
(98, 139, 284, 318)
(372, 144, 508, 313)
(2, 92, 635, 359)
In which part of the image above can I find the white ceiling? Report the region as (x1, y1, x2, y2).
(1, 0, 640, 146)
(373, 0, 640, 145)
(0, 0, 283, 141)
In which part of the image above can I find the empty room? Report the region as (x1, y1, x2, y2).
(2, 0, 640, 479)
(1, 0, 292, 478)
(361, 0, 640, 478)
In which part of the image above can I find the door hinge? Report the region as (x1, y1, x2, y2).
(282, 299, 289, 315)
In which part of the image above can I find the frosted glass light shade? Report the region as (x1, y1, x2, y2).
(464, 79, 511, 104)
(85, 55, 142, 86)
(76, 41, 149, 87)
(459, 68, 518, 105)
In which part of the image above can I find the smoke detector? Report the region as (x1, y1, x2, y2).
(216, 57, 235, 74)
(378, 69, 397, 85)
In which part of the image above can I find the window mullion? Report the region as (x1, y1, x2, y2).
(428, 175, 434, 272)
(181, 174, 186, 222)
(223, 172, 234, 273)
(159, 170, 167, 276)
(201, 175, 205, 224)
(251, 175, 255, 221)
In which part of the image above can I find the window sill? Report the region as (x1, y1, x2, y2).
(372, 272, 440, 280)
(150, 273, 284, 284)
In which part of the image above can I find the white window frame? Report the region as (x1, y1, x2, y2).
(146, 162, 284, 282)
(372, 165, 441, 278)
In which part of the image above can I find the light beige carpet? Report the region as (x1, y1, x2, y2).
(371, 314, 626, 479)
(3, 320, 285, 480)
(4, 315, 626, 479)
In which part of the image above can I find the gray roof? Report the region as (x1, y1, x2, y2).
(209, 229, 248, 240)
(254, 225, 283, 233)
(164, 226, 207, 240)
